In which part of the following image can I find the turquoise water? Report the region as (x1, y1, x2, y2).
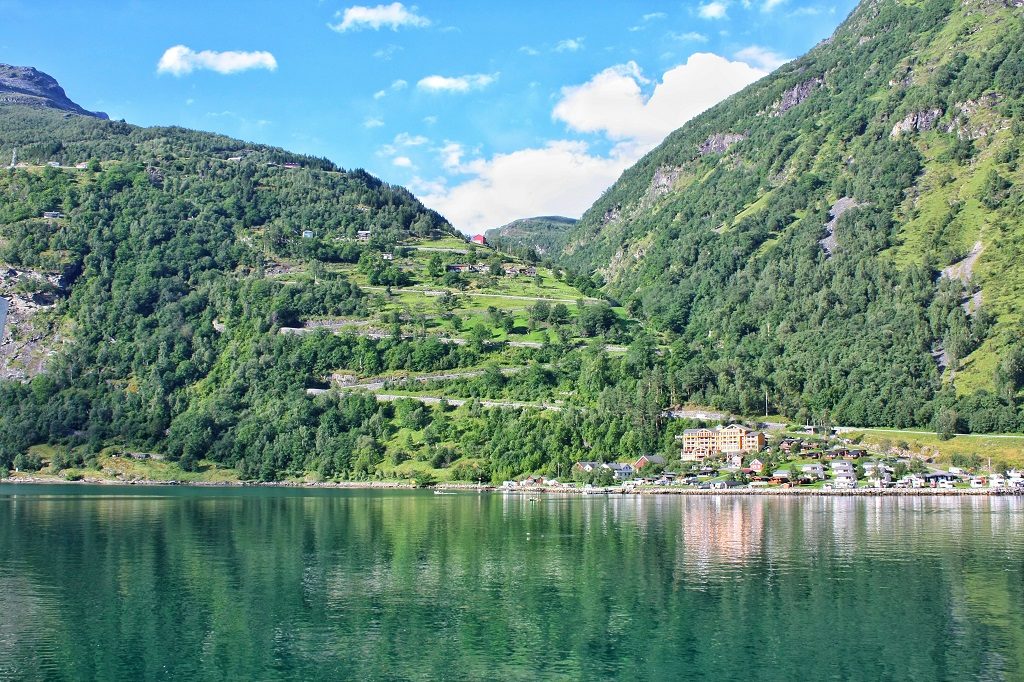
(1, 485, 1022, 680)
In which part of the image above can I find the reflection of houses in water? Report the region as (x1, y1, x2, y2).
(676, 497, 766, 582)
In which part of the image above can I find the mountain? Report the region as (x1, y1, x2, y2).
(0, 74, 640, 482)
(484, 216, 577, 259)
(543, 0, 1024, 432)
(1, 32, 1022, 486)
(0, 65, 108, 119)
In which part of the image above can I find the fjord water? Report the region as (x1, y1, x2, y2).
(1, 486, 1022, 681)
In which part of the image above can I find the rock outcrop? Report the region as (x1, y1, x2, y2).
(698, 133, 747, 156)
(648, 165, 685, 198)
(0, 64, 107, 119)
(890, 108, 943, 137)
(943, 93, 1006, 139)
(819, 197, 862, 256)
(770, 77, 824, 116)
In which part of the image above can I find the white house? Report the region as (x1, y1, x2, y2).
(603, 463, 635, 481)
(801, 463, 825, 480)
(834, 472, 857, 489)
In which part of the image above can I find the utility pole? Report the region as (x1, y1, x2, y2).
(765, 388, 769, 417)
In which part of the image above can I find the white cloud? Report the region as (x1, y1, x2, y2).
(420, 141, 633, 232)
(643, 12, 668, 21)
(410, 176, 448, 195)
(373, 79, 408, 100)
(379, 132, 431, 158)
(418, 53, 767, 231)
(698, 1, 729, 19)
(394, 132, 429, 146)
(555, 37, 585, 52)
(329, 3, 430, 32)
(670, 31, 709, 42)
(734, 45, 789, 71)
(364, 117, 385, 128)
(393, 156, 414, 168)
(762, 0, 786, 10)
(417, 73, 498, 93)
(423, 115, 438, 125)
(157, 45, 277, 76)
(519, 46, 540, 56)
(373, 44, 403, 60)
(552, 54, 764, 146)
(439, 142, 465, 171)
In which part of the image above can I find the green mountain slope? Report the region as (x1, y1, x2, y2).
(484, 215, 577, 259)
(0, 90, 647, 482)
(552, 0, 1024, 431)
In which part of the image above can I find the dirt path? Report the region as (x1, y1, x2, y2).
(362, 286, 599, 303)
(305, 387, 563, 411)
(336, 366, 527, 391)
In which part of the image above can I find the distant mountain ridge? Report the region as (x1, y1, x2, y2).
(484, 216, 577, 258)
(0, 64, 107, 119)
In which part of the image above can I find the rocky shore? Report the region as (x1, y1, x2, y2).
(3, 475, 1021, 496)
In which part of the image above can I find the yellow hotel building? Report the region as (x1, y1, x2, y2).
(678, 424, 766, 462)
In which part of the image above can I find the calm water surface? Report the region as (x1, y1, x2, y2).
(1, 485, 1022, 680)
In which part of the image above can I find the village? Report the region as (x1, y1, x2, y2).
(502, 423, 1024, 494)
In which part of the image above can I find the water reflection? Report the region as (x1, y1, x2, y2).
(1, 486, 1022, 680)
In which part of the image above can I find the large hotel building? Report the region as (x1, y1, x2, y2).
(677, 424, 766, 462)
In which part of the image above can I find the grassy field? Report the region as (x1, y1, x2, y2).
(11, 445, 242, 483)
(849, 428, 1024, 467)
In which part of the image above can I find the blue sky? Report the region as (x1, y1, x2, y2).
(2, 0, 857, 232)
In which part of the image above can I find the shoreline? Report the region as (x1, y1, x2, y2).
(2, 476, 1021, 497)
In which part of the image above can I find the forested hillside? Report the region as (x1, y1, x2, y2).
(484, 216, 577, 260)
(550, 0, 1024, 432)
(0, 102, 673, 482)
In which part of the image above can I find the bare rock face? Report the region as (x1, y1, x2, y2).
(819, 197, 862, 257)
(943, 93, 1006, 139)
(602, 205, 622, 225)
(0, 64, 107, 119)
(698, 133, 747, 156)
(648, 165, 685, 199)
(770, 77, 824, 116)
(890, 108, 943, 138)
(0, 266, 67, 381)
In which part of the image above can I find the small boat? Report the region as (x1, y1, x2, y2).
(433, 490, 456, 495)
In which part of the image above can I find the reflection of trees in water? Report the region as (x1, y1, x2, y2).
(1, 490, 1023, 679)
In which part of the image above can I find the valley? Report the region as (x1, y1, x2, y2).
(2, 0, 1024, 486)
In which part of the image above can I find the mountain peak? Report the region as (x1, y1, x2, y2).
(0, 64, 108, 119)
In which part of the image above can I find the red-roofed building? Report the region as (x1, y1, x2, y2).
(471, 234, 487, 246)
